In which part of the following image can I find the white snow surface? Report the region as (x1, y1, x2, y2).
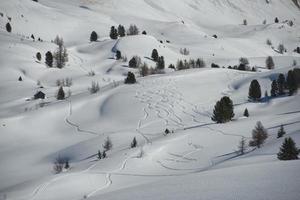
(0, 0, 300, 200)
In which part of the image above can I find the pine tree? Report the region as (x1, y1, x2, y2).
(45, 51, 53, 67)
(243, 108, 249, 117)
(271, 80, 278, 97)
(102, 151, 107, 158)
(151, 49, 159, 62)
(277, 73, 286, 95)
(131, 137, 137, 148)
(249, 121, 268, 148)
(57, 86, 65, 100)
(286, 70, 297, 95)
(117, 25, 126, 37)
(277, 125, 286, 138)
(211, 96, 235, 123)
(266, 56, 275, 69)
(275, 17, 279, 23)
(278, 44, 285, 54)
(110, 26, 118, 39)
(103, 137, 113, 151)
(64, 160, 70, 169)
(248, 80, 261, 101)
(127, 24, 139, 35)
(36, 52, 42, 61)
(90, 31, 98, 42)
(53, 37, 68, 69)
(238, 137, 246, 155)
(156, 56, 165, 70)
(97, 150, 102, 159)
(116, 50, 122, 60)
(129, 57, 137, 68)
(6, 22, 12, 33)
(124, 72, 136, 84)
(277, 137, 299, 160)
(18, 76, 22, 81)
(142, 30, 147, 35)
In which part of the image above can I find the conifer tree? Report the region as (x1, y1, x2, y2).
(249, 121, 268, 148)
(156, 56, 165, 70)
(125, 72, 136, 84)
(131, 137, 137, 148)
(275, 17, 279, 23)
(277, 137, 299, 160)
(97, 150, 102, 159)
(266, 56, 275, 69)
(36, 52, 42, 61)
(271, 80, 278, 97)
(90, 31, 98, 42)
(129, 57, 137, 68)
(6, 22, 11, 33)
(286, 70, 297, 95)
(277, 125, 286, 138)
(151, 49, 159, 62)
(110, 26, 118, 39)
(53, 37, 68, 69)
(116, 50, 122, 60)
(277, 73, 286, 95)
(45, 51, 53, 67)
(117, 25, 126, 37)
(57, 86, 65, 100)
(243, 108, 249, 117)
(211, 96, 235, 123)
(248, 80, 261, 101)
(103, 137, 113, 151)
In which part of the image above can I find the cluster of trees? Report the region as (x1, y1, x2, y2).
(249, 68, 300, 101)
(53, 156, 70, 174)
(45, 36, 68, 68)
(176, 58, 206, 70)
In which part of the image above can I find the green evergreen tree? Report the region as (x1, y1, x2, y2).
(124, 72, 136, 84)
(156, 56, 165, 70)
(277, 73, 286, 95)
(286, 70, 297, 95)
(6, 22, 12, 33)
(131, 137, 137, 148)
(57, 86, 65, 100)
(116, 50, 121, 60)
(249, 121, 268, 148)
(211, 96, 235, 123)
(36, 52, 42, 61)
(129, 57, 137, 68)
(271, 80, 278, 97)
(45, 51, 53, 67)
(277, 125, 286, 138)
(243, 108, 249, 117)
(151, 49, 159, 62)
(266, 56, 275, 69)
(90, 31, 98, 42)
(277, 137, 299, 160)
(117, 25, 126, 37)
(110, 26, 118, 39)
(248, 79, 261, 101)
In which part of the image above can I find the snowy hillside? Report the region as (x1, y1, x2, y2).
(0, 0, 300, 200)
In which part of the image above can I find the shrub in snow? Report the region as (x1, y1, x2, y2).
(249, 121, 268, 148)
(151, 49, 159, 62)
(248, 79, 261, 101)
(265, 56, 275, 69)
(142, 30, 147, 35)
(56, 86, 65, 100)
(131, 137, 137, 148)
(110, 26, 118, 39)
(243, 108, 249, 117)
(90, 31, 98, 42)
(127, 24, 139, 35)
(277, 137, 299, 160)
(117, 25, 126, 37)
(277, 125, 286, 138)
(211, 96, 234, 123)
(36, 52, 41, 61)
(124, 72, 136, 84)
(6, 22, 11, 33)
(89, 81, 100, 94)
(103, 137, 113, 151)
(45, 51, 53, 67)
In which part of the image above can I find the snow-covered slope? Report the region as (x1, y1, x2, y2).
(0, 0, 300, 200)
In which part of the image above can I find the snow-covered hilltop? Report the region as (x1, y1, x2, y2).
(0, 0, 300, 200)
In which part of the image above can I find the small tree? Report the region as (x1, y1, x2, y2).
(270, 80, 278, 97)
(110, 26, 118, 39)
(275, 17, 279, 23)
(211, 96, 235, 123)
(243, 108, 249, 117)
(64, 160, 70, 169)
(151, 49, 159, 62)
(249, 121, 268, 148)
(53, 37, 68, 68)
(277, 125, 286, 138)
(90, 31, 98, 42)
(103, 137, 113, 151)
(142, 30, 147, 35)
(277, 73, 286, 95)
(118, 25, 126, 37)
(131, 137, 137, 148)
(277, 137, 299, 160)
(139, 62, 149, 77)
(6, 22, 12, 33)
(243, 19, 247, 25)
(239, 57, 249, 66)
(127, 24, 139, 35)
(266, 56, 275, 69)
(57, 86, 65, 100)
(266, 39, 272, 46)
(156, 56, 165, 70)
(36, 52, 42, 61)
(116, 50, 122, 60)
(125, 72, 136, 84)
(248, 79, 261, 101)
(45, 51, 53, 67)
(97, 150, 102, 159)
(102, 151, 107, 158)
(278, 44, 285, 54)
(89, 81, 100, 94)
(196, 58, 206, 68)
(238, 137, 246, 155)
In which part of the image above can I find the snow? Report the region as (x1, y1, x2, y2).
(0, 0, 300, 200)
